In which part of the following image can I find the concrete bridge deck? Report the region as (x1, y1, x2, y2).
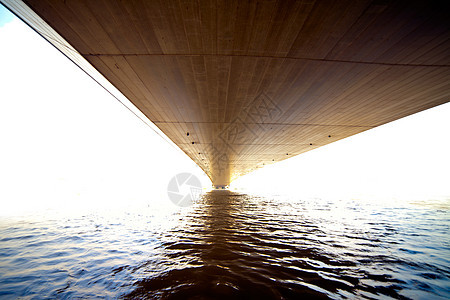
(2, 0, 449, 186)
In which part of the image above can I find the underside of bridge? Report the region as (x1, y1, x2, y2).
(3, 0, 449, 186)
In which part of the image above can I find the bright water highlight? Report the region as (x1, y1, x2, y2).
(0, 192, 449, 299)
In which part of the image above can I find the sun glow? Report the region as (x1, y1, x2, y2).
(0, 13, 209, 216)
(232, 102, 450, 202)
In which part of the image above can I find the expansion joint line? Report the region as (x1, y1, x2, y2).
(84, 53, 450, 68)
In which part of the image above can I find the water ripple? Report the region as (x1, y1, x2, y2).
(0, 191, 449, 299)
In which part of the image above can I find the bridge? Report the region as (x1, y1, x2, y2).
(2, 0, 449, 187)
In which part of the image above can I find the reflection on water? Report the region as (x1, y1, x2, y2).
(0, 191, 449, 299)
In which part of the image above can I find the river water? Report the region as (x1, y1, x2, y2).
(0, 191, 449, 299)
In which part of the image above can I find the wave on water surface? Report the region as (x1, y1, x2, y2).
(0, 191, 449, 299)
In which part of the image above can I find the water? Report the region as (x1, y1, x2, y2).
(0, 191, 449, 299)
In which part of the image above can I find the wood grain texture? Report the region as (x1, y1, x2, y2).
(22, 0, 450, 185)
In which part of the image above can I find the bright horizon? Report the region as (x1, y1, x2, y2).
(0, 5, 449, 215)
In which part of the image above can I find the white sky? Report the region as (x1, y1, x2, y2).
(0, 7, 449, 215)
